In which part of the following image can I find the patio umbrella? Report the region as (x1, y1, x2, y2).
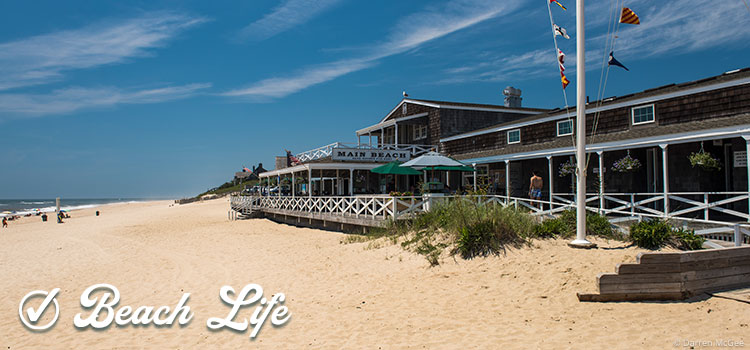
(400, 151, 466, 168)
(422, 165, 475, 172)
(401, 151, 468, 183)
(371, 161, 421, 194)
(371, 161, 422, 175)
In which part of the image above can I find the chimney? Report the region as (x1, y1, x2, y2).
(503, 86, 522, 108)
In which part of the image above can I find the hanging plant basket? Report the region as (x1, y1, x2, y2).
(558, 160, 576, 177)
(689, 151, 721, 171)
(612, 152, 642, 173)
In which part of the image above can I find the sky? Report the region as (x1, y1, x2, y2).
(1, 0, 749, 199)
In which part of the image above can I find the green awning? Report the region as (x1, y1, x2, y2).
(371, 161, 423, 175)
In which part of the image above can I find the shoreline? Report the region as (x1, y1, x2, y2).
(0, 198, 169, 218)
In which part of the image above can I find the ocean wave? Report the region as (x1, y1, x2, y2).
(20, 201, 53, 205)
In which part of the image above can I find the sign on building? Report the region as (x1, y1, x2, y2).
(734, 151, 747, 167)
(332, 148, 412, 162)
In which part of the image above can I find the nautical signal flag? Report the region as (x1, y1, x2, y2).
(620, 7, 640, 25)
(557, 49, 566, 72)
(553, 24, 570, 39)
(561, 72, 570, 89)
(608, 51, 629, 71)
(550, 0, 567, 10)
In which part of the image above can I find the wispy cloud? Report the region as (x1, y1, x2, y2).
(224, 0, 522, 99)
(440, 0, 750, 84)
(238, 0, 343, 41)
(0, 83, 211, 118)
(0, 12, 207, 91)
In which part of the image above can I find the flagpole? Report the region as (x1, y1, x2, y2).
(570, 0, 595, 248)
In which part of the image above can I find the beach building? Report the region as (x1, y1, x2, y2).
(441, 68, 750, 222)
(243, 69, 750, 230)
(259, 88, 549, 197)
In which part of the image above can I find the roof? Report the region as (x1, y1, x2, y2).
(378, 98, 550, 124)
(441, 68, 750, 143)
(452, 112, 750, 162)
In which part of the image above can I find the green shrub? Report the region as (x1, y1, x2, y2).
(630, 219, 672, 249)
(535, 210, 620, 240)
(533, 218, 570, 238)
(671, 227, 706, 251)
(629, 219, 703, 250)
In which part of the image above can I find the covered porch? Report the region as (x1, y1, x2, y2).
(461, 127, 750, 223)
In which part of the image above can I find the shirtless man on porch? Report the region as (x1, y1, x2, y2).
(529, 170, 543, 208)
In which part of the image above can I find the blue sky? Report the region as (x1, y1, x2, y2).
(1, 0, 749, 199)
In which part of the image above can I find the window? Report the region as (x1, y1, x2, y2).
(413, 124, 427, 140)
(507, 129, 521, 144)
(557, 120, 574, 136)
(632, 104, 655, 125)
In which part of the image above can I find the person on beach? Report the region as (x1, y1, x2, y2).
(2, 217, 7, 228)
(529, 170, 544, 208)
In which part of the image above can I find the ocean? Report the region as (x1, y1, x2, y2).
(0, 198, 153, 217)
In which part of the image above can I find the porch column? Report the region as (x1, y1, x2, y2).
(660, 144, 669, 217)
(598, 151, 604, 214)
(395, 124, 399, 147)
(308, 168, 312, 198)
(380, 127, 384, 146)
(505, 160, 510, 201)
(349, 169, 354, 196)
(320, 169, 324, 196)
(472, 163, 477, 191)
(277, 175, 281, 198)
(336, 169, 340, 195)
(292, 172, 295, 199)
(744, 135, 750, 221)
(547, 156, 553, 208)
(358, 134, 361, 145)
(368, 132, 372, 146)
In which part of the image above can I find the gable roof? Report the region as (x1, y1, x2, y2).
(379, 98, 550, 123)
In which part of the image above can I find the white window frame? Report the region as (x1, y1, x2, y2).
(631, 104, 655, 125)
(413, 124, 427, 140)
(507, 129, 521, 144)
(557, 120, 574, 136)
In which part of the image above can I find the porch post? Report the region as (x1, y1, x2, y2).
(349, 168, 354, 196)
(547, 156, 553, 209)
(292, 172, 295, 199)
(744, 135, 750, 221)
(368, 132, 372, 146)
(277, 175, 281, 198)
(598, 151, 604, 214)
(395, 124, 399, 147)
(505, 160, 510, 202)
(472, 163, 477, 192)
(308, 168, 312, 198)
(358, 134, 361, 145)
(660, 144, 669, 217)
(380, 127, 384, 146)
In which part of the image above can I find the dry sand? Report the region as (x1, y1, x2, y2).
(0, 199, 747, 349)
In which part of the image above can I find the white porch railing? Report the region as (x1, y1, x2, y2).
(231, 192, 750, 246)
(550, 191, 750, 222)
(294, 142, 437, 163)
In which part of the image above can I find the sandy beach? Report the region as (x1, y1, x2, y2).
(0, 199, 746, 349)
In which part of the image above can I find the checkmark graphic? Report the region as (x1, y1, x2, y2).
(25, 288, 60, 323)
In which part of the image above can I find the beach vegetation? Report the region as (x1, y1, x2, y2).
(629, 219, 705, 250)
(533, 210, 623, 240)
